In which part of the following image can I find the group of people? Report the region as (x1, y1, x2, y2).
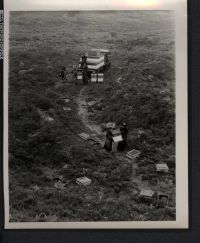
(59, 54, 89, 85)
(103, 123, 128, 152)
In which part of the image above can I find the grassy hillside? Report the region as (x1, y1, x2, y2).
(9, 11, 175, 222)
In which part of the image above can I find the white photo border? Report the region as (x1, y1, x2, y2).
(3, 0, 188, 229)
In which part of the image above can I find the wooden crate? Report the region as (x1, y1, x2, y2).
(156, 194, 169, 208)
(126, 149, 141, 161)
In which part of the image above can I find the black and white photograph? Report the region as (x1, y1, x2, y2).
(3, 0, 188, 229)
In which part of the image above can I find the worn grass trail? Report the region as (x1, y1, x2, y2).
(76, 85, 154, 192)
(77, 86, 105, 146)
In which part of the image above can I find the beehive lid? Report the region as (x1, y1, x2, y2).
(139, 189, 155, 198)
(76, 176, 92, 186)
(156, 163, 169, 172)
(88, 101, 97, 106)
(87, 49, 101, 57)
(79, 133, 90, 140)
(100, 49, 110, 54)
(127, 149, 141, 158)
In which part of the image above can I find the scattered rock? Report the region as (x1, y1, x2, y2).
(54, 181, 65, 190)
(35, 212, 47, 221)
(63, 164, 69, 169)
(19, 61, 24, 68)
(116, 77, 122, 84)
(88, 101, 97, 107)
(45, 214, 58, 222)
(93, 171, 107, 181)
(64, 98, 70, 103)
(32, 185, 40, 192)
(63, 107, 72, 112)
(38, 109, 54, 122)
(18, 68, 34, 76)
(47, 65, 53, 71)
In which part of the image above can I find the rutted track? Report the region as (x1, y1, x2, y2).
(76, 86, 151, 190)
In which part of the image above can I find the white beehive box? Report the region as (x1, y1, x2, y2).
(113, 135, 123, 143)
(98, 73, 104, 83)
(156, 163, 169, 173)
(111, 128, 123, 143)
(77, 71, 83, 81)
(76, 177, 92, 186)
(139, 189, 155, 200)
(91, 73, 97, 83)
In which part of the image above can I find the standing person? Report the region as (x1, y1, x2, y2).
(82, 62, 88, 85)
(81, 54, 87, 68)
(103, 128, 114, 152)
(117, 123, 128, 151)
(72, 64, 77, 85)
(121, 123, 128, 146)
(60, 67, 66, 80)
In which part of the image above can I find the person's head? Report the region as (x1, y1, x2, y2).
(122, 122, 127, 127)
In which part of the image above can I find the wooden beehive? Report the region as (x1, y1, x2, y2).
(98, 73, 104, 83)
(112, 129, 123, 143)
(139, 189, 155, 200)
(76, 177, 92, 186)
(156, 163, 169, 173)
(91, 73, 97, 83)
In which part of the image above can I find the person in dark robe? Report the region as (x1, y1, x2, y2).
(60, 67, 66, 80)
(81, 54, 87, 68)
(103, 129, 114, 152)
(117, 123, 128, 151)
(82, 63, 88, 85)
(72, 64, 78, 85)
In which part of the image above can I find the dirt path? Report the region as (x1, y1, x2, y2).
(77, 86, 105, 146)
(76, 86, 151, 190)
